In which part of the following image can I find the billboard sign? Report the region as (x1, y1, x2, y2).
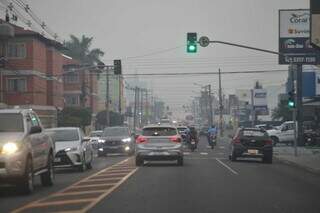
(279, 9, 320, 64)
(253, 89, 269, 115)
(311, 0, 320, 48)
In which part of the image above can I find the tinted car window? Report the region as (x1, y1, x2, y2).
(0, 113, 24, 132)
(103, 128, 128, 137)
(143, 127, 177, 136)
(90, 131, 102, 137)
(46, 129, 79, 142)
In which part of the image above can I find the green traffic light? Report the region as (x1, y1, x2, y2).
(288, 101, 295, 108)
(187, 44, 196, 52)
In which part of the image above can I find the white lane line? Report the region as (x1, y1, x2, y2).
(184, 152, 191, 155)
(200, 152, 208, 155)
(219, 146, 225, 149)
(215, 158, 239, 175)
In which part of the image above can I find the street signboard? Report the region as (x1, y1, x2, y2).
(279, 9, 320, 65)
(311, 0, 320, 48)
(253, 89, 269, 115)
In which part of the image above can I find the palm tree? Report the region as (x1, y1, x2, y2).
(63, 35, 104, 64)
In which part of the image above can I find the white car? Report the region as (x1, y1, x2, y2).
(89, 130, 103, 149)
(267, 121, 295, 146)
(45, 127, 93, 172)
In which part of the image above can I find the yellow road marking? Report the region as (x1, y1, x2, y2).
(12, 158, 138, 213)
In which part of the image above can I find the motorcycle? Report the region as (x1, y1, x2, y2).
(190, 139, 197, 152)
(209, 134, 217, 149)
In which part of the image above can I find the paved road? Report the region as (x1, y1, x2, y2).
(90, 136, 320, 213)
(0, 154, 127, 213)
(1, 137, 320, 213)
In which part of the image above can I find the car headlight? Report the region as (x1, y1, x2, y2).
(98, 139, 105, 143)
(1, 142, 19, 155)
(122, 138, 132, 143)
(65, 147, 78, 152)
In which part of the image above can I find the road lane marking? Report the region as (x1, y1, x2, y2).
(215, 158, 239, 175)
(200, 152, 208, 155)
(12, 158, 138, 213)
(219, 146, 225, 149)
(183, 152, 191, 155)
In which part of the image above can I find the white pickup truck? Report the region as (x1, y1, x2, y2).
(266, 121, 295, 146)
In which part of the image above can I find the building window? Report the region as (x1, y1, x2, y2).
(65, 94, 80, 106)
(7, 43, 26, 58)
(64, 73, 79, 83)
(7, 78, 27, 92)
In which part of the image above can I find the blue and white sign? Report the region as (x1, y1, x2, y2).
(253, 89, 269, 115)
(279, 9, 320, 65)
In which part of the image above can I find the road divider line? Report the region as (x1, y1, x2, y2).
(12, 158, 134, 213)
(215, 158, 239, 175)
(25, 198, 95, 207)
(52, 190, 106, 196)
(79, 167, 138, 213)
(70, 183, 115, 188)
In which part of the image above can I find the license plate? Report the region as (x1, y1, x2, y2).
(54, 158, 61, 162)
(247, 149, 258, 155)
(149, 152, 170, 156)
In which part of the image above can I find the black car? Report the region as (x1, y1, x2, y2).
(229, 128, 273, 163)
(98, 126, 135, 157)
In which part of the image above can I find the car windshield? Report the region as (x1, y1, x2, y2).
(90, 131, 102, 137)
(103, 128, 128, 137)
(0, 113, 24, 132)
(143, 127, 177, 136)
(242, 130, 267, 137)
(46, 129, 79, 142)
(177, 128, 187, 132)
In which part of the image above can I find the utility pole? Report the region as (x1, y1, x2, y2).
(105, 67, 110, 127)
(218, 68, 224, 137)
(133, 87, 138, 132)
(145, 90, 149, 124)
(296, 64, 303, 147)
(118, 75, 122, 113)
(208, 85, 213, 127)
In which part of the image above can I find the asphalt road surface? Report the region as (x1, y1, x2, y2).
(1, 137, 320, 213)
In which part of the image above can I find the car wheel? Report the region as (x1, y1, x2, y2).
(135, 157, 143, 166)
(177, 157, 184, 166)
(19, 157, 34, 194)
(86, 153, 93, 169)
(263, 153, 273, 164)
(78, 155, 86, 172)
(231, 151, 237, 162)
(41, 154, 54, 186)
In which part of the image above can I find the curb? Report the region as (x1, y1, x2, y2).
(274, 155, 320, 175)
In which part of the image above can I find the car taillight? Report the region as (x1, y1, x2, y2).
(170, 136, 181, 143)
(233, 137, 241, 144)
(136, 136, 148, 144)
(265, 139, 273, 145)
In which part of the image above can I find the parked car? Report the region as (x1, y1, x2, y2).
(135, 125, 183, 166)
(267, 121, 295, 146)
(89, 130, 103, 149)
(45, 127, 93, 172)
(229, 127, 273, 163)
(98, 126, 135, 157)
(0, 109, 55, 194)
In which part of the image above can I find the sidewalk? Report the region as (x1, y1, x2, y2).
(274, 146, 320, 174)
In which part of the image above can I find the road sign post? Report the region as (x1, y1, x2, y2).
(311, 0, 320, 48)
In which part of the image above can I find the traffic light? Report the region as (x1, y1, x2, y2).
(114, 59, 122, 75)
(187, 32, 197, 53)
(288, 91, 295, 108)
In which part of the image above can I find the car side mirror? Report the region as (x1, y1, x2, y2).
(30, 126, 42, 134)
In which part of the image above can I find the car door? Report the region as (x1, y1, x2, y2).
(80, 129, 90, 163)
(26, 113, 43, 171)
(286, 123, 295, 142)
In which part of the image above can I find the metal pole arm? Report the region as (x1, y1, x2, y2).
(209, 40, 282, 56)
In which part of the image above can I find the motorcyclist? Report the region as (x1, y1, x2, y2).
(207, 125, 218, 146)
(188, 126, 199, 145)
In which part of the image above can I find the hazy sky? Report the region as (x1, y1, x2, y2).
(10, 0, 310, 117)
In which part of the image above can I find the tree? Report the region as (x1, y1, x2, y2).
(272, 101, 293, 121)
(58, 107, 92, 129)
(96, 111, 124, 128)
(63, 35, 105, 65)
